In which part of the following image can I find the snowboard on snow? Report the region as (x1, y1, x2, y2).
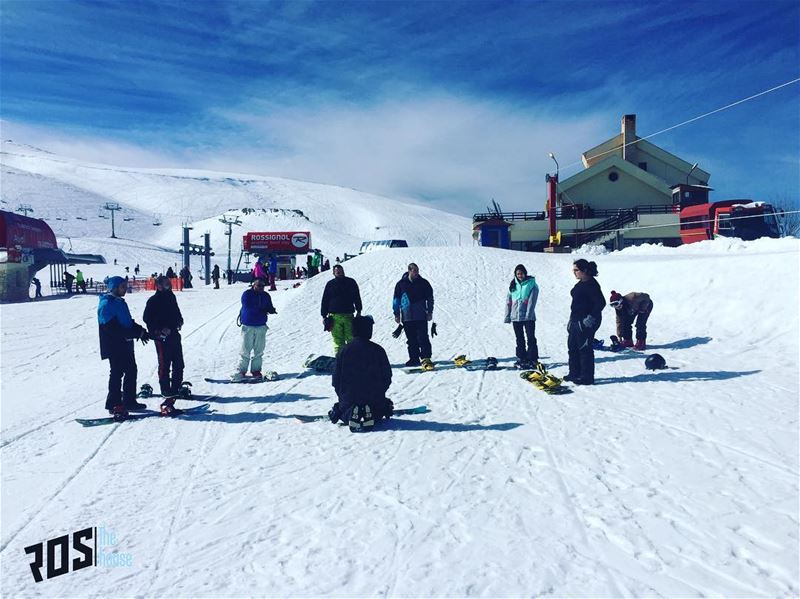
(303, 354, 337, 373)
(292, 405, 430, 423)
(75, 403, 212, 427)
(204, 372, 279, 384)
(463, 357, 514, 371)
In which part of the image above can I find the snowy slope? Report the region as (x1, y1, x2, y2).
(1, 140, 470, 260)
(1, 238, 798, 597)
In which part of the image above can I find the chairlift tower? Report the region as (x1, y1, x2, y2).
(219, 215, 242, 275)
(16, 204, 34, 217)
(102, 202, 122, 238)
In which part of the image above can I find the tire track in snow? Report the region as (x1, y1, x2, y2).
(0, 426, 117, 554)
(532, 406, 626, 596)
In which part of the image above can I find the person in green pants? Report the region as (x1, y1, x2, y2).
(320, 264, 362, 355)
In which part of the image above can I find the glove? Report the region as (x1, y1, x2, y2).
(323, 317, 334, 332)
(328, 403, 341, 424)
(139, 330, 149, 345)
(392, 324, 404, 338)
(431, 322, 437, 336)
(268, 308, 277, 315)
(580, 315, 598, 331)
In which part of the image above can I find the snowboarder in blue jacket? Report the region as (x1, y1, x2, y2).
(97, 276, 149, 418)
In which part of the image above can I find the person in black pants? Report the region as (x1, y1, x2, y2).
(504, 264, 540, 368)
(97, 276, 149, 417)
(392, 263, 434, 366)
(329, 316, 393, 431)
(566, 259, 605, 385)
(143, 275, 185, 401)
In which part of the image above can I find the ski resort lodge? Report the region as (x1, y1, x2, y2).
(473, 114, 712, 251)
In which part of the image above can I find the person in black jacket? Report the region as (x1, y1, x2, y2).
(320, 264, 362, 355)
(329, 316, 393, 431)
(143, 276, 185, 402)
(566, 259, 605, 385)
(392, 263, 434, 367)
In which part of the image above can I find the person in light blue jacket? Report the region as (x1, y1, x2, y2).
(504, 264, 539, 368)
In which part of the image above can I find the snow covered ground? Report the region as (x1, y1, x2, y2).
(1, 234, 798, 597)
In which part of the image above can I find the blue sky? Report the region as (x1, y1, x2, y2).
(1, 0, 798, 215)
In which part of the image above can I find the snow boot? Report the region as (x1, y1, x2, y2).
(160, 397, 179, 416)
(633, 338, 646, 351)
(404, 358, 420, 367)
(250, 371, 263, 381)
(348, 404, 374, 432)
(110, 405, 129, 422)
(123, 399, 147, 411)
(230, 370, 246, 382)
(621, 338, 634, 348)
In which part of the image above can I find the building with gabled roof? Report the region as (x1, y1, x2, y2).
(473, 114, 709, 250)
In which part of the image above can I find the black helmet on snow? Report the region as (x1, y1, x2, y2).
(645, 354, 666, 370)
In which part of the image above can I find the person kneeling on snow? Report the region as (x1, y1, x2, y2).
(329, 316, 393, 432)
(98, 276, 149, 419)
(609, 290, 653, 350)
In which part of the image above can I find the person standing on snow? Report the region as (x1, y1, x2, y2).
(609, 290, 653, 350)
(504, 264, 540, 368)
(211, 264, 220, 289)
(252, 257, 267, 282)
(329, 315, 393, 432)
(97, 276, 149, 419)
(267, 254, 278, 291)
(143, 276, 185, 413)
(566, 259, 605, 385)
(320, 264, 362, 356)
(232, 277, 276, 381)
(392, 262, 434, 367)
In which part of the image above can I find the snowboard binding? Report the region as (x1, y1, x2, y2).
(137, 383, 154, 399)
(453, 354, 470, 367)
(420, 358, 435, 372)
(177, 381, 192, 399)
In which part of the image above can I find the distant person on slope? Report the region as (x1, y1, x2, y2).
(329, 316, 393, 432)
(63, 270, 75, 294)
(609, 290, 653, 350)
(320, 264, 362, 356)
(267, 254, 278, 290)
(211, 264, 221, 289)
(392, 263, 434, 367)
(166, 266, 176, 279)
(232, 277, 276, 381)
(75, 269, 87, 293)
(566, 259, 605, 385)
(504, 264, 540, 368)
(252, 257, 267, 283)
(97, 276, 149, 419)
(143, 276, 185, 413)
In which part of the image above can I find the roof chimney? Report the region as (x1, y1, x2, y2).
(622, 114, 636, 161)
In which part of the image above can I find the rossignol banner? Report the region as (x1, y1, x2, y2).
(243, 232, 311, 253)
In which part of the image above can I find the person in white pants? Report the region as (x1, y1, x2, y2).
(232, 278, 276, 381)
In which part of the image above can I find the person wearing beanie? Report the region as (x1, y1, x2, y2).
(143, 276, 186, 411)
(320, 264, 362, 356)
(232, 277, 276, 381)
(566, 259, 605, 385)
(504, 264, 540, 368)
(392, 263, 435, 367)
(97, 275, 149, 419)
(610, 290, 654, 350)
(329, 315, 393, 431)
